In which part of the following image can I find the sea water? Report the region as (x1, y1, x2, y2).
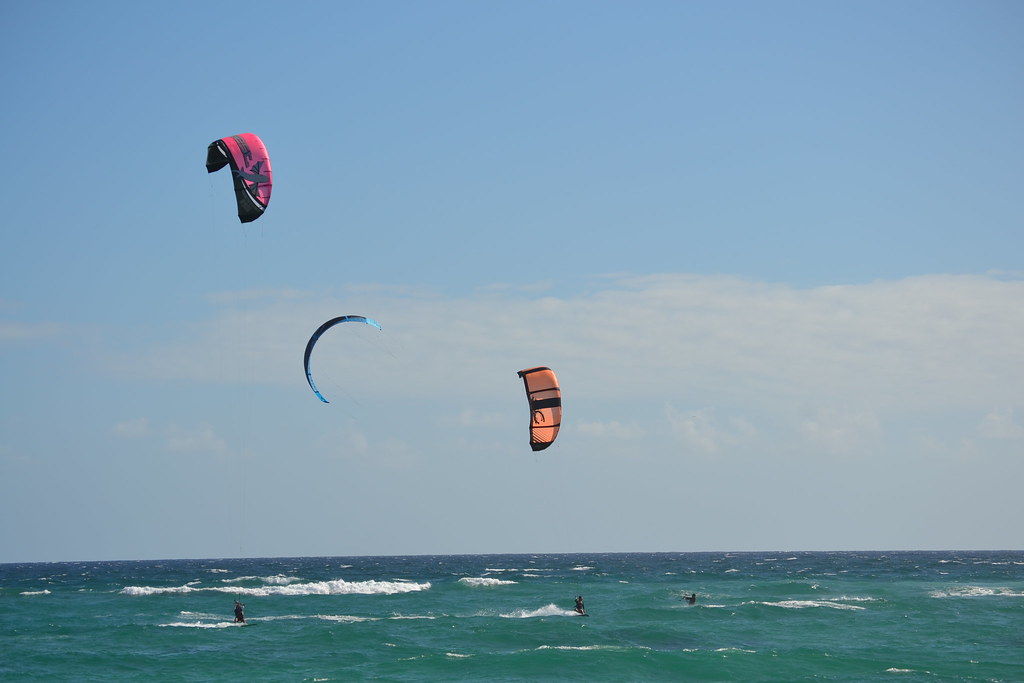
(2, 552, 1021, 681)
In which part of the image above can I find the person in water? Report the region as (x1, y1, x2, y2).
(234, 600, 245, 623)
(574, 595, 586, 614)
(684, 593, 697, 605)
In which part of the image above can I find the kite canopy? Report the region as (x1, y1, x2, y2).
(206, 133, 272, 223)
(303, 316, 382, 403)
(517, 366, 561, 451)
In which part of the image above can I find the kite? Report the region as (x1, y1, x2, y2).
(517, 366, 561, 451)
(304, 316, 382, 403)
(206, 133, 273, 223)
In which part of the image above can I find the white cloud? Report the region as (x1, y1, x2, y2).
(665, 405, 757, 455)
(977, 408, 1024, 440)
(102, 272, 1024, 463)
(163, 423, 227, 456)
(112, 418, 151, 439)
(446, 408, 509, 429)
(799, 407, 881, 455)
(577, 419, 645, 440)
(0, 321, 63, 342)
(112, 417, 230, 458)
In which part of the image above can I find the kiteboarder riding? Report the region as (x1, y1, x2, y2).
(574, 595, 586, 615)
(234, 600, 245, 623)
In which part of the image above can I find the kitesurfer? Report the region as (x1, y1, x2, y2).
(684, 593, 696, 605)
(234, 600, 245, 623)
(574, 595, 586, 615)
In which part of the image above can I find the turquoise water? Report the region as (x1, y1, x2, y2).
(2, 552, 1021, 681)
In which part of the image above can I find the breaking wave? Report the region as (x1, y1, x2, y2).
(458, 577, 516, 587)
(123, 578, 431, 597)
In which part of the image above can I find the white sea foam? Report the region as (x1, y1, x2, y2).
(930, 585, 1024, 598)
(162, 620, 240, 629)
(221, 575, 257, 583)
(315, 614, 379, 623)
(122, 578, 431, 597)
(263, 574, 302, 585)
(20, 590, 51, 596)
(179, 611, 220, 620)
(832, 595, 880, 603)
(458, 577, 516, 587)
(571, 566, 594, 571)
(502, 603, 578, 618)
(221, 574, 301, 585)
(757, 600, 865, 611)
(536, 645, 631, 652)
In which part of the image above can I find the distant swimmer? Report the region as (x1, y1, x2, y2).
(574, 595, 586, 615)
(684, 593, 696, 605)
(234, 600, 246, 623)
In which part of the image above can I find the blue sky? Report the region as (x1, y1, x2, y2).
(2, 1, 1022, 562)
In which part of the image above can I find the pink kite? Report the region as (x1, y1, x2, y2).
(206, 133, 272, 223)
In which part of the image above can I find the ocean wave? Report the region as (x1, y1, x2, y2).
(930, 586, 1024, 598)
(832, 595, 881, 603)
(172, 613, 383, 625)
(122, 578, 431, 597)
(20, 590, 51, 596)
(314, 614, 379, 623)
(179, 611, 220, 620)
(536, 645, 636, 652)
(162, 620, 241, 629)
(221, 574, 302, 585)
(458, 577, 516, 587)
(220, 575, 256, 584)
(501, 603, 579, 619)
(755, 600, 865, 610)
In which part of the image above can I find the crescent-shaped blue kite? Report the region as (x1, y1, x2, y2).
(303, 315, 382, 403)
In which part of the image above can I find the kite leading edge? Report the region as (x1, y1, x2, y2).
(303, 316, 382, 403)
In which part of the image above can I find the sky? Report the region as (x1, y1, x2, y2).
(1, 0, 1022, 563)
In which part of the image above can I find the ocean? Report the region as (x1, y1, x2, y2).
(2, 552, 1021, 681)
